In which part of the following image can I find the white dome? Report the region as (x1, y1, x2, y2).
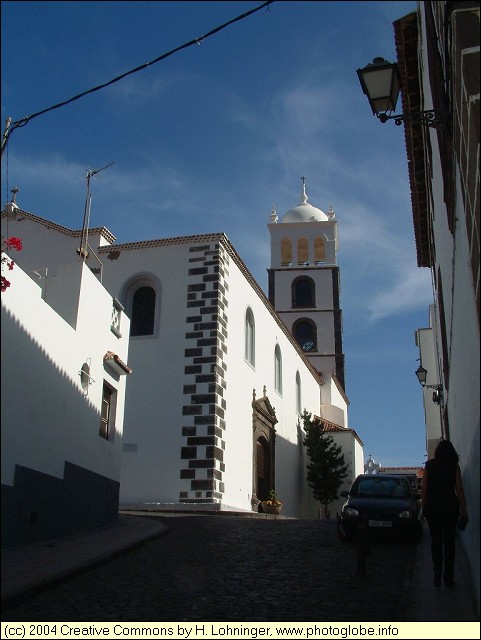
(281, 202, 328, 223)
(280, 182, 328, 223)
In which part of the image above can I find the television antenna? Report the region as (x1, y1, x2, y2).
(77, 161, 114, 267)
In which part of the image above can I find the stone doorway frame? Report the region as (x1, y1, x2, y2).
(251, 386, 278, 510)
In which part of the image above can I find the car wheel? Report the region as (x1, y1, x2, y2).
(337, 518, 354, 541)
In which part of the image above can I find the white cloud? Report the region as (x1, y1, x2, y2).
(366, 266, 433, 322)
(8, 153, 85, 187)
(280, 84, 343, 134)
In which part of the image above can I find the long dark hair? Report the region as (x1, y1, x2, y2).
(434, 440, 459, 468)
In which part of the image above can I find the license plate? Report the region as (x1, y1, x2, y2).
(368, 520, 392, 528)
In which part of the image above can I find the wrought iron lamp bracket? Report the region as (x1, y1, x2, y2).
(377, 110, 446, 129)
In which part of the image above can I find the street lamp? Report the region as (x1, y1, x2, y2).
(356, 57, 446, 129)
(415, 366, 443, 405)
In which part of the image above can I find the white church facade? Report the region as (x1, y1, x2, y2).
(1, 183, 364, 538)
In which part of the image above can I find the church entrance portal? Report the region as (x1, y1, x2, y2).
(252, 388, 277, 507)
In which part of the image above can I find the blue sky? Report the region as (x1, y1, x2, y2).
(1, 1, 433, 468)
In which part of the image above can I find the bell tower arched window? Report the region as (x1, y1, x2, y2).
(292, 318, 317, 352)
(297, 238, 308, 265)
(292, 276, 315, 308)
(314, 236, 326, 263)
(281, 238, 292, 266)
(130, 286, 156, 336)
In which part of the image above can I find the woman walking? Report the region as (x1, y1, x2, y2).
(421, 440, 469, 587)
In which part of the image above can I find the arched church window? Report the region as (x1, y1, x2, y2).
(274, 344, 282, 394)
(245, 307, 255, 366)
(292, 276, 315, 308)
(314, 236, 326, 263)
(281, 238, 292, 266)
(295, 371, 302, 414)
(130, 286, 156, 336)
(293, 318, 317, 352)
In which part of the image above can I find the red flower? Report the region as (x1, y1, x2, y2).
(5, 237, 22, 251)
(1, 236, 23, 292)
(1, 275, 11, 292)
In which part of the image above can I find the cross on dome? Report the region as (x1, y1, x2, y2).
(300, 177, 308, 205)
(11, 186, 19, 204)
(279, 178, 328, 223)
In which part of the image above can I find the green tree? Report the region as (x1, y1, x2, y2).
(302, 410, 348, 516)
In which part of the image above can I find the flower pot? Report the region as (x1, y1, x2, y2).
(261, 503, 282, 515)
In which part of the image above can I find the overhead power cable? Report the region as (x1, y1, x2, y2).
(1, 0, 275, 156)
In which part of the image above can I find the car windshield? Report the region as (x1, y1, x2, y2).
(354, 477, 410, 499)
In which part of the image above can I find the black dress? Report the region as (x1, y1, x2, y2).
(423, 458, 460, 584)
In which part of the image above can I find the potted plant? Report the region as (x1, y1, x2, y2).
(261, 490, 283, 515)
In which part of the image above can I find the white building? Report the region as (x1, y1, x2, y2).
(2, 183, 364, 525)
(268, 181, 345, 411)
(267, 181, 363, 517)
(1, 200, 131, 546)
(415, 305, 444, 460)
(394, 1, 479, 610)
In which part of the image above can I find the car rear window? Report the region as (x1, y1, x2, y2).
(354, 477, 410, 498)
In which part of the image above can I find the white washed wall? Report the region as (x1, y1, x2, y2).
(221, 253, 322, 517)
(320, 375, 348, 428)
(416, 321, 442, 459)
(271, 269, 335, 312)
(3, 210, 358, 521)
(100, 243, 194, 504)
(1, 214, 112, 281)
(1, 258, 129, 487)
(418, 2, 480, 607)
(99, 238, 323, 516)
(444, 169, 480, 598)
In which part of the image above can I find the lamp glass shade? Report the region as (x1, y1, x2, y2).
(357, 58, 401, 115)
(415, 366, 428, 385)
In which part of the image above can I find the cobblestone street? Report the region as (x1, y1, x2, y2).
(2, 516, 417, 622)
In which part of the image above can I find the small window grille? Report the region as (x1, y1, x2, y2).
(111, 297, 124, 338)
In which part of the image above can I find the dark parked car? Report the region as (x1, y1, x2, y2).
(337, 474, 422, 543)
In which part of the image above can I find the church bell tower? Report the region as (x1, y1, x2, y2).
(267, 180, 345, 389)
